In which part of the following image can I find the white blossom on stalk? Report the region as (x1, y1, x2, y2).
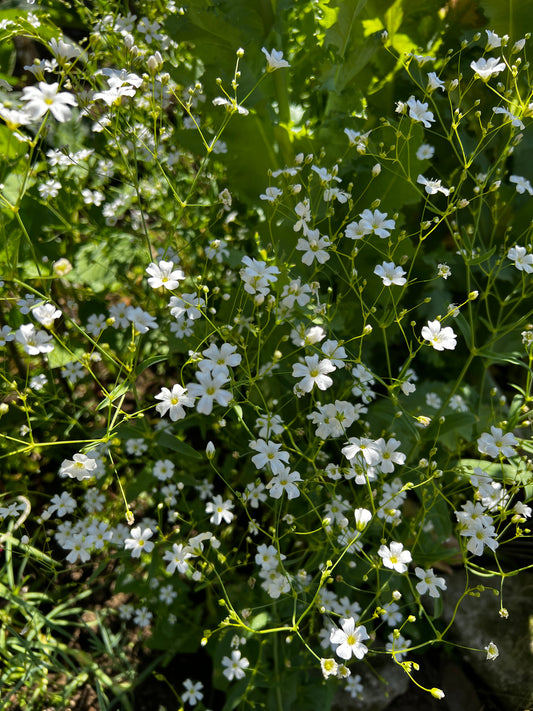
(378, 541, 412, 573)
(15, 324, 54, 355)
(417, 174, 450, 196)
(59, 453, 98, 480)
(507, 246, 533, 273)
(406, 96, 435, 127)
(146, 260, 185, 290)
(330, 617, 370, 660)
(205, 495, 234, 525)
(262, 47, 290, 71)
(292, 354, 336, 393)
(374, 262, 407, 286)
(470, 56, 506, 80)
(421, 320, 457, 351)
(154, 384, 194, 421)
(21, 81, 77, 122)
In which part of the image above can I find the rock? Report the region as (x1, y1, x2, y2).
(441, 569, 533, 710)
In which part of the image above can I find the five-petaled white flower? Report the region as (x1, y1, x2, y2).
(378, 541, 412, 573)
(222, 650, 250, 680)
(406, 96, 435, 128)
(146, 260, 185, 290)
(477, 426, 518, 458)
(21, 81, 77, 122)
(510, 175, 533, 195)
(421, 320, 457, 351)
(330, 617, 370, 660)
(124, 526, 154, 558)
(292, 354, 336, 393)
(415, 567, 447, 597)
(507, 246, 533, 273)
(154, 384, 194, 421)
(417, 174, 450, 196)
(205, 495, 234, 525)
(267, 467, 302, 499)
(374, 262, 407, 286)
(262, 47, 290, 71)
(470, 56, 506, 80)
(59, 453, 97, 480)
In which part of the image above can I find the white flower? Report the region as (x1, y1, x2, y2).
(262, 47, 290, 71)
(296, 229, 331, 265)
(510, 175, 533, 195)
(126, 306, 157, 333)
(329, 617, 369, 660)
(15, 323, 54, 355)
(378, 541, 412, 573)
(205, 495, 234, 525)
(21, 81, 77, 122)
(359, 208, 396, 238)
(154, 384, 194, 421)
(182, 679, 203, 706)
(145, 260, 185, 290)
(485, 642, 499, 660)
(470, 56, 506, 79)
(212, 96, 249, 115)
(259, 186, 283, 202)
(507, 246, 533, 273)
(492, 106, 524, 129)
(32, 303, 62, 328)
(416, 143, 434, 160)
(421, 320, 457, 351)
(427, 72, 445, 92)
(222, 650, 249, 680)
(267, 468, 302, 499)
(477, 426, 518, 458)
(320, 658, 338, 679)
(374, 261, 407, 286)
(187, 371, 232, 415)
(124, 526, 154, 558)
(417, 174, 450, 196)
(59, 453, 98, 480)
(485, 30, 502, 50)
(415, 567, 447, 597)
(406, 96, 435, 128)
(292, 354, 336, 393)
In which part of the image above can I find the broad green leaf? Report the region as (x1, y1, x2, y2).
(157, 431, 202, 460)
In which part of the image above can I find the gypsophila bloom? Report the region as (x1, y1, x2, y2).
(262, 47, 290, 70)
(510, 175, 533, 195)
(378, 541, 412, 573)
(222, 650, 249, 680)
(182, 679, 204, 706)
(292, 354, 336, 393)
(485, 642, 499, 660)
(15, 324, 54, 355)
(438, 263, 451, 279)
(59, 453, 97, 480)
(406, 96, 435, 127)
(416, 143, 435, 160)
(415, 567, 447, 597)
(205, 495, 234, 525)
(146, 260, 185, 289)
(507, 246, 533, 273)
(421, 320, 457, 351)
(330, 617, 370, 660)
(124, 526, 154, 558)
(32, 302, 62, 327)
(485, 30, 502, 50)
(320, 658, 338, 679)
(374, 261, 407, 286)
(359, 208, 396, 238)
(417, 174, 450, 196)
(470, 56, 506, 79)
(477, 426, 518, 458)
(155, 384, 194, 421)
(21, 81, 77, 121)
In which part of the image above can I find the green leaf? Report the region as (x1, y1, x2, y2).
(156, 431, 202, 460)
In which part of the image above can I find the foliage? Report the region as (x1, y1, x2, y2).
(0, 1, 532, 709)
